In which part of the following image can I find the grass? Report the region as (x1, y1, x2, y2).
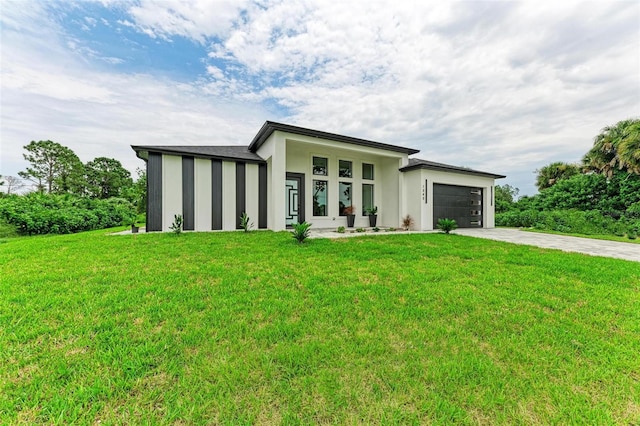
(1, 229, 639, 424)
(520, 227, 640, 244)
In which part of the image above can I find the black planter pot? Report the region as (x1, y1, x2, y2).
(368, 215, 377, 227)
(131, 225, 139, 234)
(346, 214, 355, 228)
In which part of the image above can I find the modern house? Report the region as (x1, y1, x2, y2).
(132, 121, 505, 232)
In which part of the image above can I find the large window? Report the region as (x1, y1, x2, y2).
(313, 156, 328, 176)
(339, 182, 352, 215)
(339, 160, 352, 178)
(363, 163, 374, 180)
(313, 180, 328, 216)
(362, 184, 374, 216)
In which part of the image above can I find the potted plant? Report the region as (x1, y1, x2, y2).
(365, 206, 378, 227)
(344, 205, 356, 228)
(130, 220, 139, 234)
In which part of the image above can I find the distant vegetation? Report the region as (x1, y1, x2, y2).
(0, 140, 144, 236)
(496, 118, 640, 239)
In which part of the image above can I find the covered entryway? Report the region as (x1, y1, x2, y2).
(433, 183, 482, 228)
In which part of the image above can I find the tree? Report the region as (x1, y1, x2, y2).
(495, 184, 519, 213)
(84, 157, 133, 199)
(18, 140, 85, 194)
(2, 176, 25, 195)
(584, 118, 640, 176)
(535, 162, 581, 191)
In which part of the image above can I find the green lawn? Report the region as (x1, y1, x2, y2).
(1, 230, 639, 424)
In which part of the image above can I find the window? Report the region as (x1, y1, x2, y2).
(363, 163, 374, 180)
(313, 180, 328, 216)
(339, 182, 352, 215)
(313, 157, 328, 176)
(362, 184, 374, 216)
(339, 160, 352, 178)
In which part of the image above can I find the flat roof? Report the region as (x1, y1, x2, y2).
(248, 121, 420, 155)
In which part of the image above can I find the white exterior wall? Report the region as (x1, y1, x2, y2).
(245, 163, 260, 226)
(162, 155, 182, 231)
(222, 161, 236, 230)
(194, 158, 212, 231)
(402, 169, 423, 230)
(381, 157, 403, 228)
(257, 133, 285, 231)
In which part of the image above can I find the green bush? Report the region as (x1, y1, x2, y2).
(291, 222, 312, 243)
(496, 209, 631, 236)
(0, 193, 136, 235)
(437, 218, 458, 234)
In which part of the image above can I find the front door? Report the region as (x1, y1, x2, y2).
(285, 173, 305, 227)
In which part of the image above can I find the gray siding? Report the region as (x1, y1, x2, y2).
(182, 156, 194, 231)
(211, 160, 222, 230)
(147, 152, 163, 231)
(258, 163, 267, 229)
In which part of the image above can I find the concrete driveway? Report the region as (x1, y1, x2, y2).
(453, 228, 640, 263)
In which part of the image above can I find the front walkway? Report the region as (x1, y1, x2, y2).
(453, 228, 640, 263)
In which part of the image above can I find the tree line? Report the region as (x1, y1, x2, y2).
(0, 141, 145, 236)
(495, 118, 640, 238)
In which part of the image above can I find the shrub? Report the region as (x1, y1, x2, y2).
(0, 193, 136, 235)
(437, 218, 458, 234)
(336, 226, 345, 233)
(496, 209, 630, 236)
(355, 227, 365, 233)
(170, 214, 183, 235)
(240, 212, 253, 232)
(401, 215, 414, 231)
(291, 221, 312, 243)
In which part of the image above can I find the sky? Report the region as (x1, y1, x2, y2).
(1, 0, 638, 196)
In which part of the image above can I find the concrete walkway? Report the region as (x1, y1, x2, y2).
(453, 228, 640, 263)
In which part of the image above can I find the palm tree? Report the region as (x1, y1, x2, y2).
(584, 118, 640, 177)
(535, 162, 580, 191)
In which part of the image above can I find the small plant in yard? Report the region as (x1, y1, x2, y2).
(386, 227, 396, 232)
(401, 215, 414, 231)
(336, 226, 345, 233)
(355, 227, 365, 233)
(373, 226, 380, 232)
(291, 221, 312, 243)
(240, 212, 253, 232)
(437, 218, 458, 234)
(170, 214, 183, 235)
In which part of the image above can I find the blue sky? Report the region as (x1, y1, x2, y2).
(1, 0, 639, 195)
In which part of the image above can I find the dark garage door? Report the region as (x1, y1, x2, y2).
(433, 184, 483, 228)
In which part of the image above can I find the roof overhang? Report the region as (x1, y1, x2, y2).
(400, 161, 506, 179)
(131, 145, 266, 164)
(248, 121, 420, 155)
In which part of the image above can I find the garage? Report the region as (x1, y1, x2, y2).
(433, 183, 483, 228)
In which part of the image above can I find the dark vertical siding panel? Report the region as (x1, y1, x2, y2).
(147, 152, 163, 231)
(211, 160, 222, 230)
(235, 162, 246, 229)
(182, 156, 195, 231)
(258, 163, 267, 229)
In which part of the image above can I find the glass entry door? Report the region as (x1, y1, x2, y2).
(285, 173, 305, 227)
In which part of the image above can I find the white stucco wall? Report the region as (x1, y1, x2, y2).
(245, 163, 260, 227)
(402, 169, 423, 230)
(162, 154, 182, 231)
(194, 158, 212, 231)
(221, 161, 236, 230)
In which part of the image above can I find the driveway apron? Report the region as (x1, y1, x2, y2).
(453, 228, 640, 263)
